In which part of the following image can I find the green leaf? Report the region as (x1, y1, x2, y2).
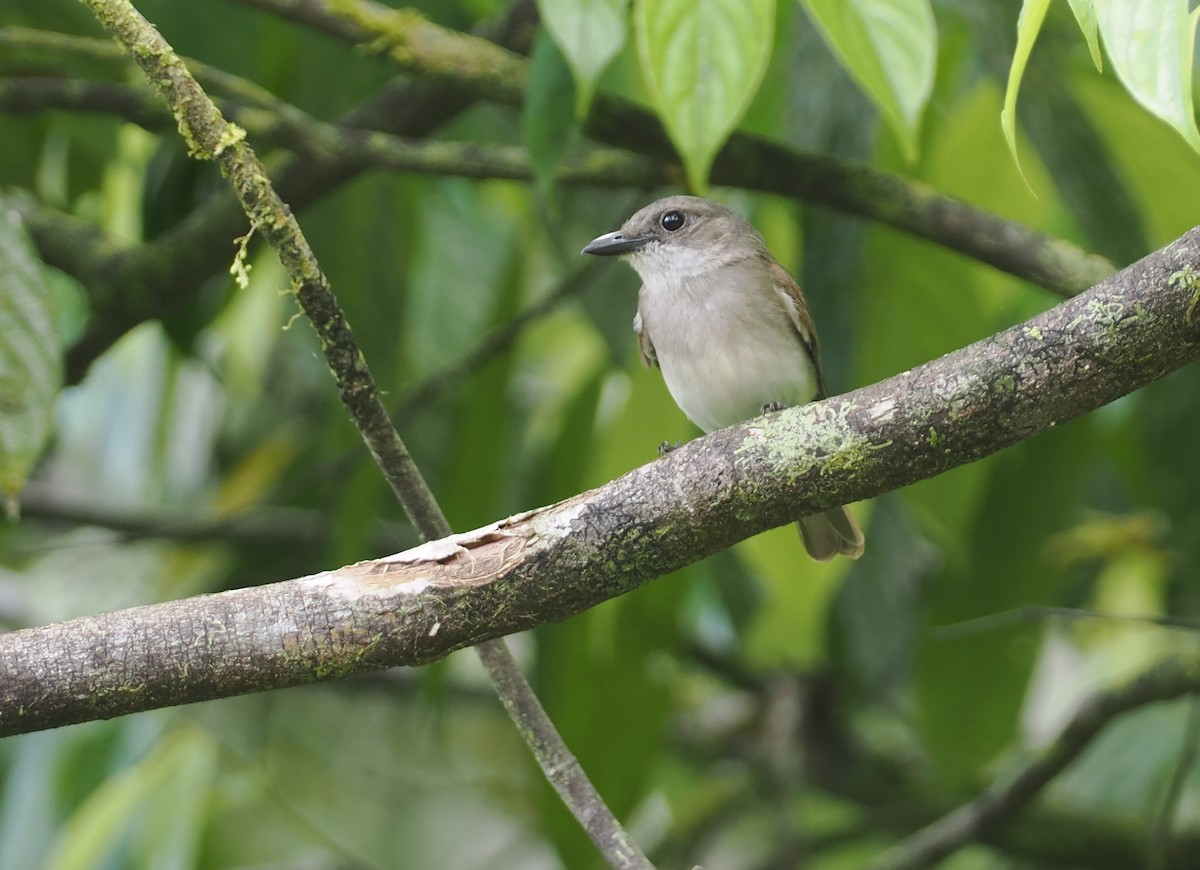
(798, 0, 936, 162)
(917, 422, 1088, 781)
(1017, 74, 1148, 265)
(0, 200, 62, 511)
(1068, 0, 1103, 70)
(1000, 0, 1051, 187)
(1095, 0, 1200, 153)
(830, 495, 933, 696)
(535, 581, 683, 864)
(522, 31, 579, 202)
(47, 728, 217, 870)
(537, 0, 630, 117)
(636, 0, 776, 193)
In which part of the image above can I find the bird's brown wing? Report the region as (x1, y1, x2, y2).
(766, 257, 830, 399)
(634, 309, 658, 369)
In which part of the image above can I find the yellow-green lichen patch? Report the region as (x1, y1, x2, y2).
(733, 415, 872, 493)
(229, 227, 255, 289)
(1171, 264, 1200, 325)
(314, 631, 385, 681)
(1089, 296, 1134, 338)
(212, 122, 246, 157)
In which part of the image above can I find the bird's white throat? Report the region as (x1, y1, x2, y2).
(628, 242, 735, 287)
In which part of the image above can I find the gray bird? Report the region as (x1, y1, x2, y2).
(583, 195, 864, 561)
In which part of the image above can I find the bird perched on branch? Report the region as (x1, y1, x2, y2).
(583, 195, 864, 561)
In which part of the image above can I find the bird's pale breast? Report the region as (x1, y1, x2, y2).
(638, 264, 819, 433)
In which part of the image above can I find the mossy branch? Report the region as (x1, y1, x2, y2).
(78, 0, 434, 526)
(73, 2, 650, 866)
(22, 5, 541, 381)
(0, 72, 665, 186)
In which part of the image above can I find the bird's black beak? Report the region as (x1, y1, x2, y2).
(581, 231, 653, 256)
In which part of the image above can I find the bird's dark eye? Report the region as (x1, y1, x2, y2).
(660, 210, 685, 232)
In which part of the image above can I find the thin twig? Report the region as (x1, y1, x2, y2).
(1147, 695, 1200, 870)
(393, 259, 605, 419)
(933, 605, 1200, 640)
(866, 657, 1200, 870)
(75, 2, 651, 867)
(16, 481, 414, 551)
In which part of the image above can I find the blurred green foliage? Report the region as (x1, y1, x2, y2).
(2, 0, 1200, 867)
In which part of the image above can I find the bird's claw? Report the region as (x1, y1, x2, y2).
(760, 401, 786, 414)
(658, 440, 681, 456)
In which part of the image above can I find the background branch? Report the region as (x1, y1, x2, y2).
(393, 259, 605, 420)
(237, 0, 1113, 295)
(2, 2, 1113, 385)
(15, 481, 414, 552)
(74, 2, 651, 867)
(867, 657, 1200, 870)
(1149, 697, 1200, 870)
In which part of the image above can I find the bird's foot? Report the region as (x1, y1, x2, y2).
(658, 440, 681, 457)
(760, 401, 786, 414)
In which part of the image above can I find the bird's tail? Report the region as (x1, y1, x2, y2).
(796, 506, 864, 561)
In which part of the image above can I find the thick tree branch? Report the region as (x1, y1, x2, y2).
(4, 221, 1199, 737)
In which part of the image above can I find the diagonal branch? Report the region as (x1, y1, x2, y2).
(392, 259, 606, 420)
(867, 656, 1200, 870)
(73, 2, 650, 867)
(49, 2, 538, 381)
(4, 218, 1199, 736)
